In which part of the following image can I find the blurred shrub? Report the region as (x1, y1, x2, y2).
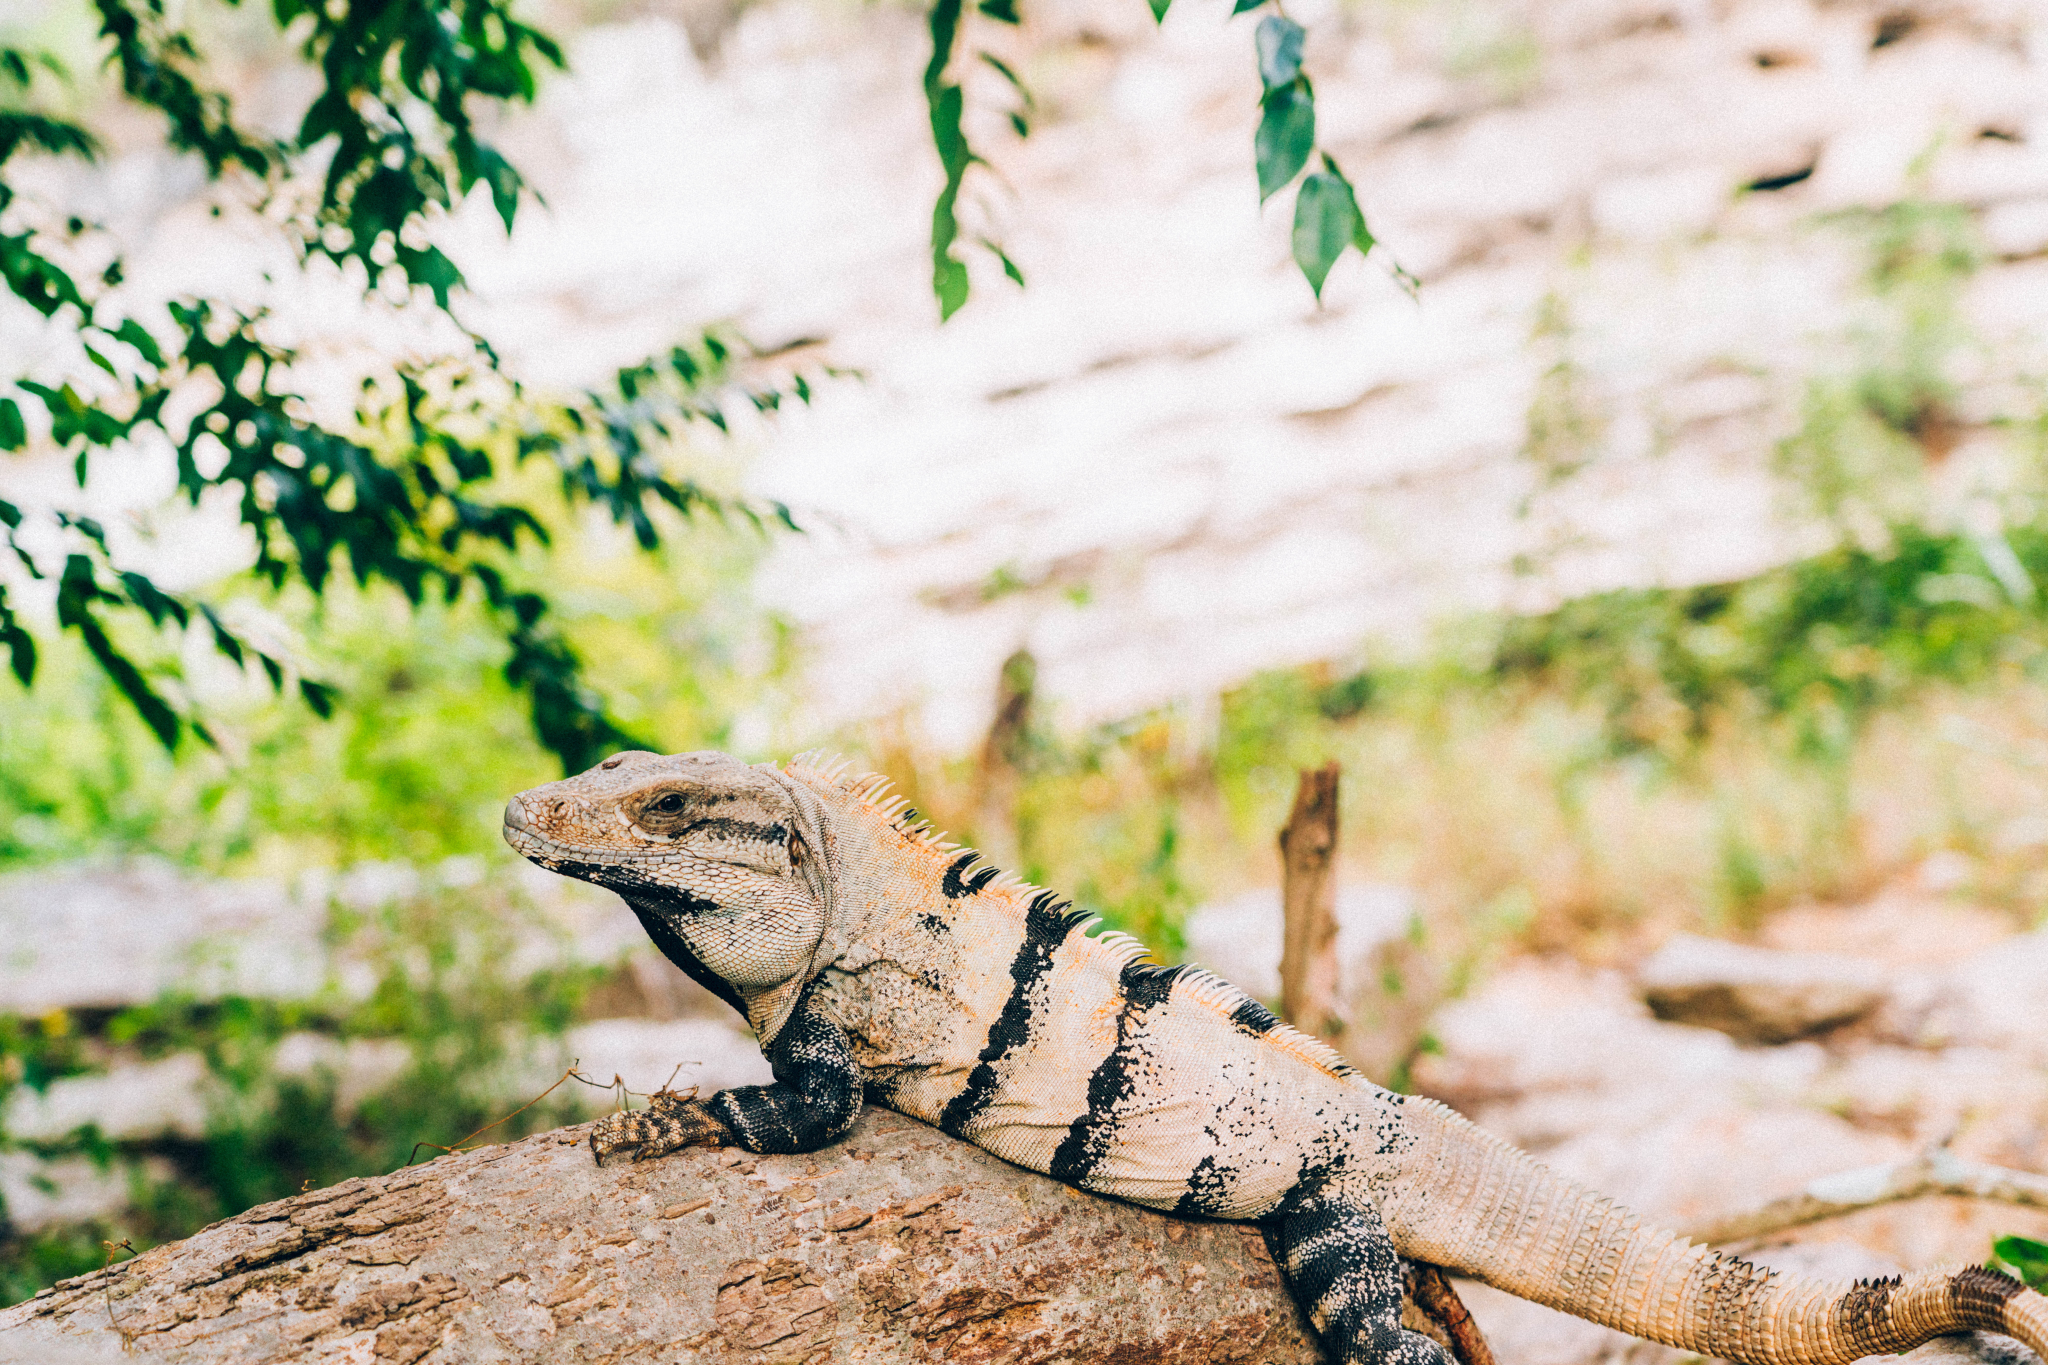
(0, 879, 605, 1304)
(1487, 524, 2048, 761)
(1776, 201, 1981, 540)
(0, 496, 790, 873)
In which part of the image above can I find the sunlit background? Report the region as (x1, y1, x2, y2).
(4, 0, 2048, 1338)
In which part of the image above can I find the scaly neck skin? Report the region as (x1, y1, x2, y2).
(776, 769, 1043, 1081)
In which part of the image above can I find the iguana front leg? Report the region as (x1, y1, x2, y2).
(590, 994, 862, 1163)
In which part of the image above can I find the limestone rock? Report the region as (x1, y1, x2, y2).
(1638, 934, 1890, 1044)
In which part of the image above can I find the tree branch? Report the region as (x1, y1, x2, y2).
(1686, 1145, 2048, 1246)
(0, 1109, 1326, 1363)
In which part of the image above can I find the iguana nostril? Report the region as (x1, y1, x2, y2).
(503, 798, 531, 833)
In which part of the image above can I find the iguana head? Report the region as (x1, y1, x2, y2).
(502, 750, 836, 1040)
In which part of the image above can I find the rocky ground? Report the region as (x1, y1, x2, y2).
(1176, 868, 2048, 1361)
(1417, 887, 2048, 1365)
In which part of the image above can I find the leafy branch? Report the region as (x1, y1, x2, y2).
(918, 0, 1402, 315)
(923, 0, 1032, 319)
(0, 8, 816, 772)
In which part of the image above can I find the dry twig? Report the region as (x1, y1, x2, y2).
(1688, 1144, 2048, 1246)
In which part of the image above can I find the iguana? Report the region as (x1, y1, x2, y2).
(503, 749, 2048, 1365)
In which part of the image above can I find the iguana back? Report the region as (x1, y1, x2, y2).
(504, 750, 2048, 1365)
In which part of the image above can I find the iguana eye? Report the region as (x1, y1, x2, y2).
(650, 793, 685, 815)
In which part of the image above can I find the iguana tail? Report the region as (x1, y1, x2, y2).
(1381, 1097, 2048, 1365)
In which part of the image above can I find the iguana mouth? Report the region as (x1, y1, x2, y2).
(501, 796, 777, 871)
(500, 796, 673, 865)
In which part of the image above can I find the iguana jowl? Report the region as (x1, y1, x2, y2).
(503, 749, 2048, 1365)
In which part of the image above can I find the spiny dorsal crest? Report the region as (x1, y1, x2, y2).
(787, 752, 959, 849)
(784, 752, 1367, 1087)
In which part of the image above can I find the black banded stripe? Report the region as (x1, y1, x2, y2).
(1176, 1149, 1234, 1217)
(937, 890, 1079, 1136)
(1229, 996, 1282, 1039)
(942, 851, 1000, 899)
(683, 817, 788, 844)
(1047, 962, 1186, 1186)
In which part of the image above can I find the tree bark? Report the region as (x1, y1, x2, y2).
(1279, 762, 1343, 1044)
(0, 1108, 1325, 1365)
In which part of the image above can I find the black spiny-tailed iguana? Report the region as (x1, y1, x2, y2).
(502, 749, 2048, 1365)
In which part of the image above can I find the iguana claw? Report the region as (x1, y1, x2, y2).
(588, 1086, 733, 1165)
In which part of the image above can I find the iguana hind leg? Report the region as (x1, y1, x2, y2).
(1270, 1188, 1454, 1365)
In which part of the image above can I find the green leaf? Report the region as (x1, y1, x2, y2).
(934, 253, 970, 321)
(980, 237, 1026, 286)
(1232, 0, 1265, 12)
(119, 570, 189, 628)
(1292, 169, 1361, 298)
(111, 317, 165, 367)
(398, 245, 464, 309)
(0, 228, 90, 317)
(1148, 0, 1171, 21)
(980, 53, 1033, 107)
(0, 397, 23, 450)
(1319, 152, 1377, 256)
(1255, 80, 1314, 202)
(199, 604, 244, 668)
(0, 110, 100, 163)
(1993, 1236, 2048, 1291)
(977, 0, 1020, 22)
(1255, 14, 1304, 90)
(57, 556, 179, 749)
(299, 677, 337, 718)
(0, 584, 33, 686)
(925, 0, 977, 320)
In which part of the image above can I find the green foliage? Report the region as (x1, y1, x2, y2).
(924, 0, 974, 320)
(0, 881, 605, 1304)
(921, 0, 1027, 319)
(0, 1223, 117, 1309)
(1005, 719, 1196, 957)
(1991, 1235, 2048, 1292)
(1, 2, 809, 774)
(0, 497, 781, 870)
(1292, 158, 1372, 299)
(1487, 524, 2048, 759)
(1776, 201, 1982, 538)
(1001, 516, 2048, 962)
(1255, 15, 1315, 201)
(0, 1010, 97, 1095)
(1518, 290, 1605, 501)
(917, 0, 1398, 314)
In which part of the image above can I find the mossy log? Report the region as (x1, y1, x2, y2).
(0, 1108, 1325, 1364)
